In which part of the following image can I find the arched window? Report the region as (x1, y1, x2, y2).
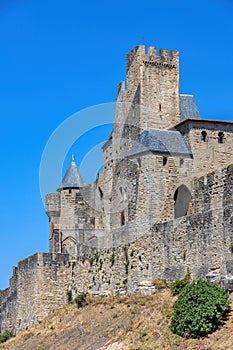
(62, 236, 77, 258)
(201, 130, 207, 142)
(174, 185, 192, 219)
(218, 132, 224, 144)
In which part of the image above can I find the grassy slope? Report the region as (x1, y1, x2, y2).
(1, 291, 233, 350)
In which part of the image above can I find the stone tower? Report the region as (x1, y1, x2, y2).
(112, 45, 180, 157)
(46, 155, 89, 257)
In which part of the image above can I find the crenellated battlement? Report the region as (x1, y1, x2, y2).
(123, 44, 180, 131)
(126, 45, 179, 72)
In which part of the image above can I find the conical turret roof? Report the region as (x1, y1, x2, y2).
(58, 155, 86, 190)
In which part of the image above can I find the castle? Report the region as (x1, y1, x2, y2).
(1, 44, 233, 335)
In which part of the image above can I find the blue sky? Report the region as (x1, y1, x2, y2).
(0, 0, 233, 288)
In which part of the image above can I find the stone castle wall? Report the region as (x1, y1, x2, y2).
(1, 44, 233, 336)
(176, 120, 233, 178)
(69, 165, 233, 296)
(0, 253, 70, 335)
(1, 165, 232, 334)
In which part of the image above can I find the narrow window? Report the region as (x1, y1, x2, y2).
(119, 186, 123, 197)
(159, 103, 162, 112)
(218, 132, 224, 144)
(121, 211, 125, 226)
(163, 156, 167, 166)
(69, 188, 72, 194)
(90, 217, 95, 226)
(201, 130, 207, 142)
(180, 158, 184, 167)
(98, 187, 103, 199)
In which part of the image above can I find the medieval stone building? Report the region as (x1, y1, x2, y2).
(1, 45, 233, 334)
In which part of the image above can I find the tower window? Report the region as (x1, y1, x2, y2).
(180, 158, 184, 167)
(201, 130, 207, 142)
(159, 103, 162, 112)
(98, 187, 103, 199)
(218, 132, 224, 144)
(163, 156, 167, 166)
(69, 189, 72, 194)
(121, 211, 125, 226)
(90, 217, 95, 226)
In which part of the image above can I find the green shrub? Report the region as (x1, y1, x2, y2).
(74, 292, 87, 307)
(170, 271, 191, 295)
(0, 330, 13, 343)
(170, 280, 230, 338)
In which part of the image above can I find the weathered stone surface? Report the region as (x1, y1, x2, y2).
(1, 44, 233, 335)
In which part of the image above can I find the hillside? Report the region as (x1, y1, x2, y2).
(1, 291, 233, 350)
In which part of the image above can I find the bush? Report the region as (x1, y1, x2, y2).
(0, 330, 13, 343)
(74, 292, 87, 307)
(170, 271, 191, 295)
(170, 280, 230, 338)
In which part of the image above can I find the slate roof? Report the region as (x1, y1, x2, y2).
(58, 156, 86, 190)
(180, 94, 200, 121)
(126, 129, 192, 158)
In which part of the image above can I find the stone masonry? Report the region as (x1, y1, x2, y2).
(1, 44, 233, 334)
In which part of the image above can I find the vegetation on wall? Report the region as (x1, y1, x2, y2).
(110, 253, 115, 266)
(124, 246, 129, 275)
(74, 292, 87, 307)
(0, 330, 13, 343)
(67, 290, 72, 304)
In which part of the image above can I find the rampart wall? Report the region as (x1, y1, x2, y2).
(70, 165, 233, 297)
(1, 165, 233, 335)
(0, 253, 70, 334)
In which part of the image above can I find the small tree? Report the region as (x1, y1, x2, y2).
(170, 280, 230, 338)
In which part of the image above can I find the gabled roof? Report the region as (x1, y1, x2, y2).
(180, 94, 200, 121)
(125, 129, 192, 158)
(58, 155, 86, 190)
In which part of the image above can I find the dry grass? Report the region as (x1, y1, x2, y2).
(1, 291, 233, 350)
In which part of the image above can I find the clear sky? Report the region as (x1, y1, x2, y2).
(0, 0, 233, 288)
